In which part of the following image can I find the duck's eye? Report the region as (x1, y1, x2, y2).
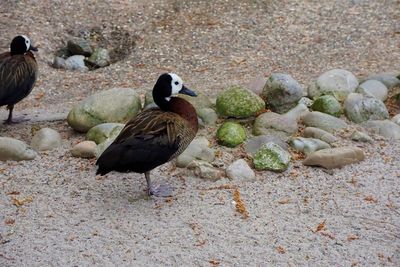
(174, 81, 179, 85)
(26, 40, 29, 43)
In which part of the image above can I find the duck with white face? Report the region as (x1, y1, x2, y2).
(0, 35, 38, 123)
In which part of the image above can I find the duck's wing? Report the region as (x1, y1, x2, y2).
(0, 54, 37, 105)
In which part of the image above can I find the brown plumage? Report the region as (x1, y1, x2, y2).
(0, 35, 38, 123)
(96, 73, 198, 197)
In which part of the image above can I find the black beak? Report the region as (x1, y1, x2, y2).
(29, 45, 38, 52)
(179, 85, 197, 97)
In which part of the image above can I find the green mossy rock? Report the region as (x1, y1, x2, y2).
(253, 142, 291, 172)
(86, 123, 124, 144)
(311, 95, 342, 117)
(216, 122, 246, 148)
(216, 86, 265, 118)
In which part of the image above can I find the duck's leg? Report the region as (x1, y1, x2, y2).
(4, 105, 29, 124)
(145, 171, 173, 197)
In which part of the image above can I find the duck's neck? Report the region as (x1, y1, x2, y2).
(159, 97, 198, 131)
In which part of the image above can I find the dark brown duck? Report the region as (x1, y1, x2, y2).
(0, 35, 38, 123)
(96, 73, 198, 196)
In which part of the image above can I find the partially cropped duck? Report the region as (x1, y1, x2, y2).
(0, 35, 38, 123)
(96, 73, 198, 197)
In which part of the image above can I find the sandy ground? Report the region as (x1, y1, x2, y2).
(1, 0, 400, 266)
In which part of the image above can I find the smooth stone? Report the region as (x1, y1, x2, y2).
(344, 93, 389, 123)
(363, 120, 400, 139)
(70, 141, 97, 158)
(197, 108, 218, 126)
(67, 37, 92, 56)
(144, 90, 154, 107)
(303, 147, 365, 169)
(216, 86, 265, 118)
(67, 88, 141, 132)
(245, 135, 288, 155)
(261, 73, 304, 114)
(95, 138, 114, 159)
(302, 112, 348, 133)
(190, 161, 223, 180)
(226, 159, 255, 181)
(299, 97, 314, 107)
(362, 73, 400, 89)
(284, 103, 310, 122)
(85, 47, 110, 68)
(392, 114, 400, 125)
(86, 123, 124, 144)
(350, 130, 373, 143)
(216, 122, 247, 148)
(289, 137, 331, 155)
(357, 80, 388, 101)
(253, 112, 298, 141)
(31, 128, 62, 151)
(311, 95, 342, 117)
(0, 137, 37, 161)
(253, 142, 291, 172)
(52, 56, 67, 69)
(308, 69, 359, 101)
(178, 93, 213, 112)
(247, 74, 267, 95)
(176, 137, 215, 168)
(303, 127, 338, 144)
(65, 55, 88, 72)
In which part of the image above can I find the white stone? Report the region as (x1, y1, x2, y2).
(226, 159, 255, 181)
(31, 128, 62, 151)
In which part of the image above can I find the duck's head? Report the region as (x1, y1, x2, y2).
(153, 73, 197, 109)
(10, 35, 38, 55)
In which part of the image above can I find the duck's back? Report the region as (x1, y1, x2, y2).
(0, 52, 37, 105)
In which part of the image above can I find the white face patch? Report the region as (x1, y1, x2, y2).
(21, 35, 30, 51)
(169, 73, 183, 96)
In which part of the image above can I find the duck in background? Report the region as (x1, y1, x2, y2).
(96, 73, 198, 197)
(0, 35, 38, 124)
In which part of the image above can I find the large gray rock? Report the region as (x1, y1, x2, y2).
(261, 73, 304, 114)
(86, 123, 124, 144)
(303, 147, 365, 169)
(344, 93, 389, 123)
(226, 159, 255, 181)
(31, 128, 62, 151)
(289, 137, 331, 155)
(70, 141, 97, 158)
(253, 142, 291, 172)
(308, 69, 359, 101)
(357, 80, 388, 101)
(302, 112, 348, 133)
(67, 38, 92, 56)
(67, 88, 141, 132)
(65, 55, 88, 71)
(362, 73, 400, 89)
(253, 112, 298, 141)
(176, 137, 215, 168)
(245, 135, 288, 155)
(303, 127, 338, 144)
(216, 86, 265, 118)
(363, 120, 400, 139)
(0, 137, 37, 161)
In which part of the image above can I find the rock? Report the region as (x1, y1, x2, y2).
(284, 103, 310, 122)
(350, 130, 373, 143)
(65, 55, 88, 71)
(67, 88, 141, 132)
(357, 80, 388, 101)
(67, 38, 92, 56)
(144, 90, 154, 107)
(247, 74, 267, 95)
(0, 137, 37, 161)
(253, 112, 298, 141)
(308, 69, 359, 101)
(302, 112, 348, 133)
(253, 142, 291, 172)
(261, 73, 304, 114)
(245, 135, 288, 155)
(303, 127, 338, 144)
(179, 93, 213, 112)
(344, 93, 389, 123)
(303, 147, 365, 169)
(95, 138, 114, 158)
(197, 108, 218, 126)
(31, 128, 62, 151)
(311, 95, 342, 117)
(190, 161, 223, 180)
(216, 86, 265, 118)
(362, 73, 400, 89)
(86, 123, 124, 144)
(85, 47, 110, 68)
(299, 97, 314, 107)
(392, 114, 400, 125)
(289, 137, 331, 155)
(54, 47, 72, 59)
(216, 122, 247, 148)
(363, 120, 400, 139)
(176, 137, 215, 168)
(52, 56, 67, 69)
(70, 141, 97, 158)
(226, 159, 255, 181)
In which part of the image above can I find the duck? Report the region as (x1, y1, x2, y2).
(96, 73, 198, 197)
(0, 35, 38, 123)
